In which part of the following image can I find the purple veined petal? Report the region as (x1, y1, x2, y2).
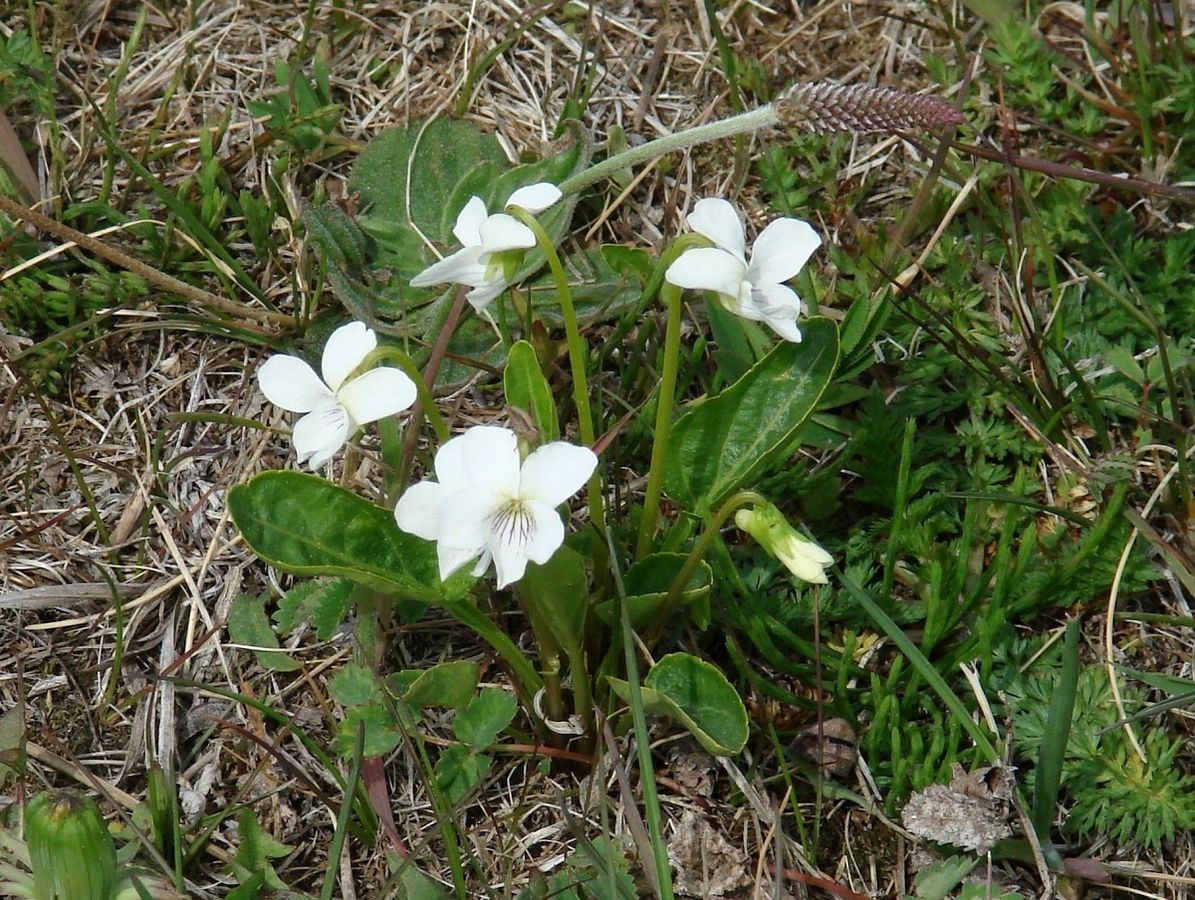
(519, 442, 597, 507)
(490, 498, 565, 588)
(747, 282, 804, 343)
(321, 321, 377, 392)
(257, 354, 332, 413)
(394, 479, 450, 541)
(292, 399, 351, 468)
(337, 367, 417, 425)
(665, 247, 748, 300)
(505, 182, 561, 214)
(478, 213, 536, 254)
(748, 217, 821, 286)
(456, 426, 520, 494)
(687, 198, 747, 262)
(453, 196, 489, 247)
(440, 543, 485, 582)
(410, 246, 489, 289)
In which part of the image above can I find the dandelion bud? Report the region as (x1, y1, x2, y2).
(24, 790, 119, 900)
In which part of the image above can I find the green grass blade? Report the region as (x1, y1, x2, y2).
(1032, 618, 1079, 866)
(837, 571, 999, 764)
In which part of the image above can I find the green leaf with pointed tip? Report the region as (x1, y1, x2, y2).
(592, 553, 712, 630)
(229, 471, 471, 603)
(398, 661, 481, 710)
(228, 593, 299, 672)
(608, 652, 748, 756)
(663, 317, 839, 513)
(504, 340, 559, 442)
(230, 810, 292, 892)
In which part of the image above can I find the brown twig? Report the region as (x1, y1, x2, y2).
(950, 139, 1195, 202)
(0, 193, 292, 325)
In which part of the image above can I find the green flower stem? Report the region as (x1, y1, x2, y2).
(558, 104, 779, 197)
(360, 347, 450, 444)
(517, 583, 565, 724)
(609, 532, 674, 900)
(635, 281, 684, 560)
(511, 208, 607, 539)
(645, 490, 765, 644)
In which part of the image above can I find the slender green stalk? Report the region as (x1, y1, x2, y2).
(645, 490, 765, 644)
(516, 584, 565, 723)
(558, 105, 779, 197)
(511, 209, 606, 540)
(320, 722, 364, 900)
(636, 282, 684, 559)
(362, 346, 450, 443)
(607, 532, 674, 900)
(882, 419, 916, 602)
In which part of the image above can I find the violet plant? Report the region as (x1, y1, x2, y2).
(230, 83, 958, 766)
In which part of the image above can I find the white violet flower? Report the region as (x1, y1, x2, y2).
(665, 197, 821, 342)
(394, 425, 597, 589)
(735, 501, 833, 585)
(257, 321, 417, 469)
(409, 182, 562, 312)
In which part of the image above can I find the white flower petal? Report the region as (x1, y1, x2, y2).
(440, 543, 485, 582)
(292, 399, 351, 468)
(783, 551, 829, 584)
(466, 280, 508, 311)
(410, 246, 488, 289)
(748, 217, 821, 286)
(337, 368, 417, 425)
(519, 442, 597, 507)
(431, 433, 472, 488)
(468, 548, 494, 579)
(394, 480, 450, 540)
(321, 322, 376, 393)
(456, 426, 521, 494)
(519, 500, 566, 566)
(687, 198, 747, 262)
(505, 182, 561, 214)
(258, 354, 332, 413)
(439, 490, 504, 552)
(665, 247, 748, 300)
(748, 283, 804, 342)
(478, 213, 536, 253)
(453, 196, 488, 247)
(490, 499, 565, 588)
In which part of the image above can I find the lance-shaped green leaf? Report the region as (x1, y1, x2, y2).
(504, 340, 559, 441)
(608, 652, 749, 756)
(229, 471, 471, 603)
(663, 317, 839, 513)
(520, 546, 588, 663)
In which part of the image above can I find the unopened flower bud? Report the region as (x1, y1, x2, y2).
(735, 502, 832, 585)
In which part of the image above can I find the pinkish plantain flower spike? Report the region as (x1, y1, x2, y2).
(776, 82, 962, 135)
